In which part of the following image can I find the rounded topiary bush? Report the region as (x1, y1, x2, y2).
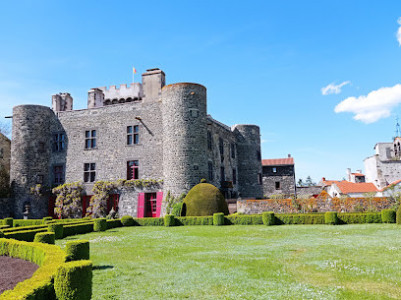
(262, 211, 275, 226)
(213, 213, 225, 226)
(54, 260, 92, 300)
(4, 217, 13, 228)
(182, 183, 229, 216)
(397, 205, 401, 225)
(164, 215, 175, 227)
(325, 211, 338, 225)
(48, 223, 64, 239)
(121, 215, 135, 226)
(94, 218, 107, 232)
(66, 240, 90, 261)
(42, 216, 53, 224)
(34, 232, 55, 244)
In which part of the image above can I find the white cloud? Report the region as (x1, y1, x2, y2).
(334, 84, 401, 123)
(397, 17, 401, 46)
(321, 81, 350, 95)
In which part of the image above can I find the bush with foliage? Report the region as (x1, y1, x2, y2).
(48, 223, 64, 239)
(226, 214, 263, 225)
(338, 212, 381, 224)
(106, 219, 122, 229)
(182, 183, 229, 216)
(62, 222, 94, 238)
(175, 216, 213, 226)
(164, 191, 186, 215)
(325, 212, 338, 225)
(133, 217, 164, 226)
(164, 214, 175, 227)
(52, 182, 84, 219)
(213, 213, 225, 226)
(42, 216, 53, 224)
(66, 240, 90, 261)
(4, 228, 48, 242)
(262, 212, 275, 225)
(381, 209, 396, 223)
(54, 260, 93, 300)
(34, 232, 55, 244)
(3, 217, 13, 227)
(121, 215, 135, 226)
(397, 205, 401, 225)
(94, 218, 107, 232)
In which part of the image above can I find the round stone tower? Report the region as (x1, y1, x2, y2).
(10, 105, 54, 218)
(162, 83, 208, 197)
(233, 124, 263, 199)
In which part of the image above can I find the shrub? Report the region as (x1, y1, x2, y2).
(52, 182, 84, 219)
(182, 183, 229, 216)
(325, 212, 338, 225)
(0, 238, 66, 299)
(106, 219, 122, 229)
(66, 240, 90, 261)
(172, 202, 183, 217)
(0, 225, 10, 230)
(94, 218, 107, 232)
(397, 205, 401, 225)
(48, 223, 64, 239)
(275, 213, 325, 225)
(13, 219, 45, 227)
(0, 231, 3, 238)
(4, 217, 13, 227)
(133, 217, 164, 226)
(42, 216, 53, 224)
(34, 232, 55, 244)
(175, 216, 213, 226)
(338, 212, 382, 224)
(164, 215, 175, 227)
(226, 214, 263, 225)
(262, 212, 275, 226)
(121, 215, 135, 226)
(63, 222, 94, 238)
(213, 213, 225, 226)
(4, 228, 48, 242)
(1, 224, 47, 233)
(54, 260, 93, 300)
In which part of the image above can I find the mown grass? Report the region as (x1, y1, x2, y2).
(57, 224, 401, 299)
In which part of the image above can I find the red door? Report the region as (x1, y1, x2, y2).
(82, 196, 91, 217)
(48, 196, 56, 218)
(145, 193, 157, 217)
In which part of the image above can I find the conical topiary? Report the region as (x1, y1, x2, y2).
(182, 183, 229, 216)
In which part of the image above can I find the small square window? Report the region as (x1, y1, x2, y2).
(85, 130, 96, 149)
(84, 163, 96, 182)
(127, 160, 139, 180)
(127, 125, 139, 145)
(275, 181, 281, 190)
(272, 167, 277, 173)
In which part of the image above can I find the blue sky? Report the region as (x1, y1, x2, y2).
(1, 0, 401, 183)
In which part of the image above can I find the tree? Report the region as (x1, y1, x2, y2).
(297, 179, 304, 187)
(305, 176, 316, 187)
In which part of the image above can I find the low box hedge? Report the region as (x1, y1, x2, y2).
(106, 219, 122, 229)
(48, 223, 64, 239)
(225, 214, 263, 225)
(0, 225, 10, 230)
(262, 212, 275, 226)
(66, 240, 90, 261)
(382, 209, 396, 223)
(54, 260, 92, 300)
(164, 215, 175, 227)
(337, 212, 382, 224)
(175, 216, 214, 226)
(13, 219, 43, 227)
(133, 217, 164, 226)
(276, 213, 325, 225)
(34, 232, 56, 245)
(325, 212, 338, 225)
(63, 222, 94, 238)
(1, 224, 47, 233)
(121, 215, 135, 226)
(213, 213, 225, 226)
(94, 218, 107, 232)
(3, 217, 13, 228)
(4, 228, 48, 242)
(0, 237, 66, 299)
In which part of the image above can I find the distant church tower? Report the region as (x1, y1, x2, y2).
(393, 117, 401, 159)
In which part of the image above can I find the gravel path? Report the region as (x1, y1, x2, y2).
(0, 256, 39, 294)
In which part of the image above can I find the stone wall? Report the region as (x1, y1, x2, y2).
(0, 133, 11, 173)
(118, 185, 163, 217)
(0, 198, 12, 218)
(237, 196, 396, 214)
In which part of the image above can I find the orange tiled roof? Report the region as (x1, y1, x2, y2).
(351, 173, 365, 177)
(322, 180, 340, 186)
(262, 158, 294, 166)
(381, 179, 401, 191)
(334, 181, 378, 194)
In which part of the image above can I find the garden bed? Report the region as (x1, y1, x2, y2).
(0, 256, 38, 294)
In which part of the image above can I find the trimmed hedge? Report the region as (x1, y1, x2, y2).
(0, 238, 66, 299)
(262, 212, 275, 226)
(4, 217, 13, 227)
(4, 228, 48, 242)
(1, 224, 47, 233)
(48, 223, 64, 239)
(213, 213, 225, 226)
(0, 225, 10, 230)
(164, 215, 175, 227)
(133, 217, 164, 226)
(42, 216, 53, 224)
(54, 260, 93, 300)
(34, 232, 56, 245)
(381, 209, 396, 223)
(63, 222, 94, 238)
(121, 215, 135, 226)
(274, 213, 325, 225)
(94, 218, 107, 232)
(338, 212, 382, 224)
(66, 240, 90, 261)
(106, 219, 122, 229)
(325, 212, 338, 225)
(175, 216, 213, 226)
(225, 214, 263, 225)
(13, 219, 43, 227)
(397, 205, 401, 225)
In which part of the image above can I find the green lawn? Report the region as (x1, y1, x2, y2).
(56, 224, 401, 299)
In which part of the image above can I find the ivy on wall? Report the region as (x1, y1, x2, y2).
(52, 182, 83, 219)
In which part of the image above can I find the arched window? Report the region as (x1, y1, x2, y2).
(119, 98, 125, 103)
(112, 99, 118, 104)
(126, 97, 133, 102)
(104, 100, 111, 105)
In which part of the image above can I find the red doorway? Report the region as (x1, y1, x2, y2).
(137, 192, 163, 218)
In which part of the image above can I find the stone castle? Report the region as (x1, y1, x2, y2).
(10, 68, 263, 218)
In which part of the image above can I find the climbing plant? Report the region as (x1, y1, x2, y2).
(52, 182, 84, 219)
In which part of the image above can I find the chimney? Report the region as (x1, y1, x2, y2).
(346, 168, 351, 181)
(322, 177, 326, 182)
(288, 154, 291, 158)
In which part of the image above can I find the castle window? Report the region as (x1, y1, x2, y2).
(127, 160, 139, 180)
(258, 173, 262, 185)
(54, 165, 64, 185)
(256, 150, 261, 161)
(53, 133, 65, 152)
(38, 142, 46, 153)
(232, 168, 237, 184)
(85, 130, 96, 149)
(231, 143, 236, 159)
(127, 126, 139, 145)
(272, 167, 277, 173)
(207, 131, 212, 150)
(84, 163, 96, 183)
(36, 174, 44, 184)
(208, 161, 214, 181)
(0, 148, 3, 159)
(275, 181, 281, 190)
(220, 166, 225, 182)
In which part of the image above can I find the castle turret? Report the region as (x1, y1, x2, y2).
(162, 83, 208, 197)
(52, 93, 73, 112)
(233, 124, 263, 198)
(10, 105, 54, 218)
(142, 68, 165, 102)
(87, 88, 104, 108)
